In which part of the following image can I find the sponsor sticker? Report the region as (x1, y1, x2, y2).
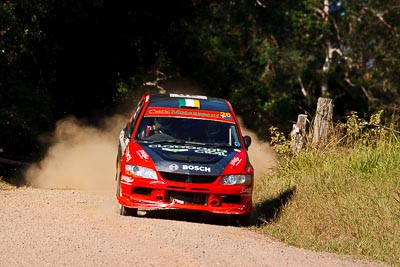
(220, 112, 233, 121)
(195, 147, 227, 157)
(136, 150, 150, 160)
(144, 107, 234, 123)
(240, 187, 252, 195)
(169, 164, 179, 171)
(182, 165, 211, 172)
(230, 156, 242, 168)
(163, 147, 189, 153)
(149, 144, 228, 156)
(121, 175, 134, 185)
(170, 94, 207, 100)
(119, 130, 129, 152)
(125, 148, 132, 162)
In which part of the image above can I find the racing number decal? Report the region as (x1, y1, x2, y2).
(220, 112, 232, 121)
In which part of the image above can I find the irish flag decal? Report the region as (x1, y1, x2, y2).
(179, 99, 200, 108)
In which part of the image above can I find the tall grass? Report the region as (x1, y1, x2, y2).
(0, 179, 16, 190)
(254, 111, 400, 266)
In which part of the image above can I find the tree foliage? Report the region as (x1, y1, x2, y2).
(183, 0, 400, 137)
(337, 1, 400, 110)
(0, 0, 52, 159)
(1, 0, 399, 160)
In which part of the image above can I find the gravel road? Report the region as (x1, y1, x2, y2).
(0, 187, 387, 267)
(0, 97, 388, 267)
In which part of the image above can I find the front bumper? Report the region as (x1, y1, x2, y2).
(117, 177, 253, 215)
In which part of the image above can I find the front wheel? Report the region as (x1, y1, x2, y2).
(233, 213, 251, 227)
(115, 145, 122, 181)
(119, 204, 138, 216)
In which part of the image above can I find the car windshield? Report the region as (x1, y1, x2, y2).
(135, 116, 241, 148)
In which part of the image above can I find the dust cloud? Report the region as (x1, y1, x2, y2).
(25, 115, 127, 193)
(25, 79, 278, 193)
(238, 118, 278, 180)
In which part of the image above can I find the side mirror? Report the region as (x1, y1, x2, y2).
(124, 124, 133, 139)
(243, 135, 252, 149)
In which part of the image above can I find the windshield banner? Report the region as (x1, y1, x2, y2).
(144, 107, 234, 123)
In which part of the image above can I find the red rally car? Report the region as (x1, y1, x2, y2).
(116, 93, 253, 225)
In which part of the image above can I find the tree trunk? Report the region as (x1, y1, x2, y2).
(312, 97, 333, 147)
(321, 0, 332, 98)
(291, 114, 308, 153)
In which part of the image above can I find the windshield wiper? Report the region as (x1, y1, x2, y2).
(138, 139, 186, 144)
(207, 143, 238, 148)
(138, 139, 237, 148)
(181, 141, 208, 146)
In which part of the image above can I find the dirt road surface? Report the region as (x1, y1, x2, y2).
(0, 85, 388, 266)
(1, 126, 387, 267)
(0, 187, 387, 267)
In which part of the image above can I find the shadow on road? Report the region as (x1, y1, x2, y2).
(252, 186, 296, 226)
(124, 186, 296, 228)
(136, 209, 236, 226)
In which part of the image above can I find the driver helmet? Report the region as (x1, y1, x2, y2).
(155, 117, 173, 129)
(204, 120, 222, 138)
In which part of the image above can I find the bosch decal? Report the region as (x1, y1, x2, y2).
(182, 165, 211, 172)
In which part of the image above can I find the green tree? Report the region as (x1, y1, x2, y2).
(0, 0, 53, 160)
(184, 0, 400, 137)
(335, 1, 400, 111)
(183, 1, 315, 136)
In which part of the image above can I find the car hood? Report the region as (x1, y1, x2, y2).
(140, 143, 239, 176)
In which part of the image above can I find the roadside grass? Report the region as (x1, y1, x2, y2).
(0, 178, 16, 190)
(253, 112, 400, 266)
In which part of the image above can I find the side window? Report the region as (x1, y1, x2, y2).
(229, 125, 241, 147)
(124, 99, 145, 139)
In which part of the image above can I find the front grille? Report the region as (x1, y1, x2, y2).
(160, 153, 218, 163)
(221, 195, 241, 204)
(166, 191, 208, 205)
(161, 172, 218, 184)
(133, 187, 152, 196)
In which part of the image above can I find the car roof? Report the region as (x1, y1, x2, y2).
(148, 93, 231, 112)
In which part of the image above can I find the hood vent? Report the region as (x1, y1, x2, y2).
(160, 152, 219, 163)
(161, 172, 218, 184)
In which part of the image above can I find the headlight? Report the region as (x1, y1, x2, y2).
(125, 164, 157, 180)
(220, 174, 251, 185)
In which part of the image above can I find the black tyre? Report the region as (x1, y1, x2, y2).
(233, 213, 251, 227)
(119, 204, 138, 216)
(116, 145, 122, 197)
(115, 145, 122, 181)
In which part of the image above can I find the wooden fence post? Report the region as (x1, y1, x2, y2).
(291, 114, 308, 153)
(312, 97, 333, 147)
